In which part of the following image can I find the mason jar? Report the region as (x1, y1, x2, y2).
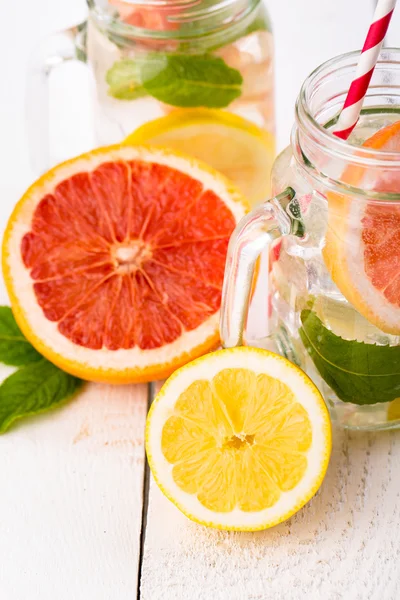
(221, 49, 400, 431)
(28, 0, 275, 205)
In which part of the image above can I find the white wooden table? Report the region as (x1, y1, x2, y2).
(1, 1, 400, 599)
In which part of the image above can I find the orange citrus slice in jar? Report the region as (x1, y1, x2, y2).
(146, 347, 332, 531)
(323, 120, 400, 334)
(2, 146, 248, 383)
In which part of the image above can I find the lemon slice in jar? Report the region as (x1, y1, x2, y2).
(146, 347, 331, 531)
(125, 109, 275, 206)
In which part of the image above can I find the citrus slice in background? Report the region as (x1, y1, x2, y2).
(324, 120, 400, 334)
(109, 0, 179, 31)
(125, 109, 275, 206)
(2, 146, 248, 383)
(146, 347, 331, 531)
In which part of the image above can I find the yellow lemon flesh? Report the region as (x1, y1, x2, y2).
(146, 347, 331, 531)
(125, 109, 275, 206)
(388, 398, 400, 421)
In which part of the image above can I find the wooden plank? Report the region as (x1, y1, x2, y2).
(140, 421, 400, 600)
(0, 342, 148, 600)
(139, 6, 400, 598)
(0, 3, 148, 599)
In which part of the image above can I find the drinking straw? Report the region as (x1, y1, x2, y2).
(333, 0, 397, 140)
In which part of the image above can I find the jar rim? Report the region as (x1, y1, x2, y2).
(87, 0, 262, 39)
(296, 48, 400, 168)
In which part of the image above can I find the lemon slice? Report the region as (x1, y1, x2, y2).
(146, 347, 331, 531)
(125, 109, 275, 206)
(388, 397, 400, 421)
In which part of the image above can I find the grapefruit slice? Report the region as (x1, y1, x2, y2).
(323, 120, 400, 335)
(2, 146, 248, 383)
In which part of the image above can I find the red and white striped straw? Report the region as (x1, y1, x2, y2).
(333, 0, 397, 140)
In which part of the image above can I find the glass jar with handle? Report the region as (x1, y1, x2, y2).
(221, 49, 400, 431)
(27, 0, 275, 206)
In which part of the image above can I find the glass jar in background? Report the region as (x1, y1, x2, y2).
(221, 49, 400, 431)
(28, 0, 275, 206)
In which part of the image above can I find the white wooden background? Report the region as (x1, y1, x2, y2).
(1, 1, 400, 599)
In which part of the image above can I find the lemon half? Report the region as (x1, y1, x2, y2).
(146, 347, 331, 531)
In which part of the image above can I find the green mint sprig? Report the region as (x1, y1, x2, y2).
(0, 307, 83, 433)
(105, 59, 147, 100)
(0, 306, 42, 366)
(299, 309, 400, 405)
(106, 53, 243, 108)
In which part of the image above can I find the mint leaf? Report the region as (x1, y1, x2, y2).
(299, 310, 400, 405)
(0, 307, 84, 432)
(286, 193, 306, 238)
(0, 307, 42, 366)
(106, 58, 147, 100)
(0, 359, 83, 433)
(107, 53, 243, 108)
(142, 53, 242, 108)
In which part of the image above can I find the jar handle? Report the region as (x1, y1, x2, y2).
(220, 188, 297, 348)
(26, 22, 88, 174)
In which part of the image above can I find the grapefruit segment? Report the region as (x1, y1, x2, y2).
(3, 146, 248, 382)
(324, 121, 400, 334)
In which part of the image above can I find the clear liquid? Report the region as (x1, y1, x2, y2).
(271, 111, 400, 430)
(85, 13, 275, 204)
(87, 19, 275, 144)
